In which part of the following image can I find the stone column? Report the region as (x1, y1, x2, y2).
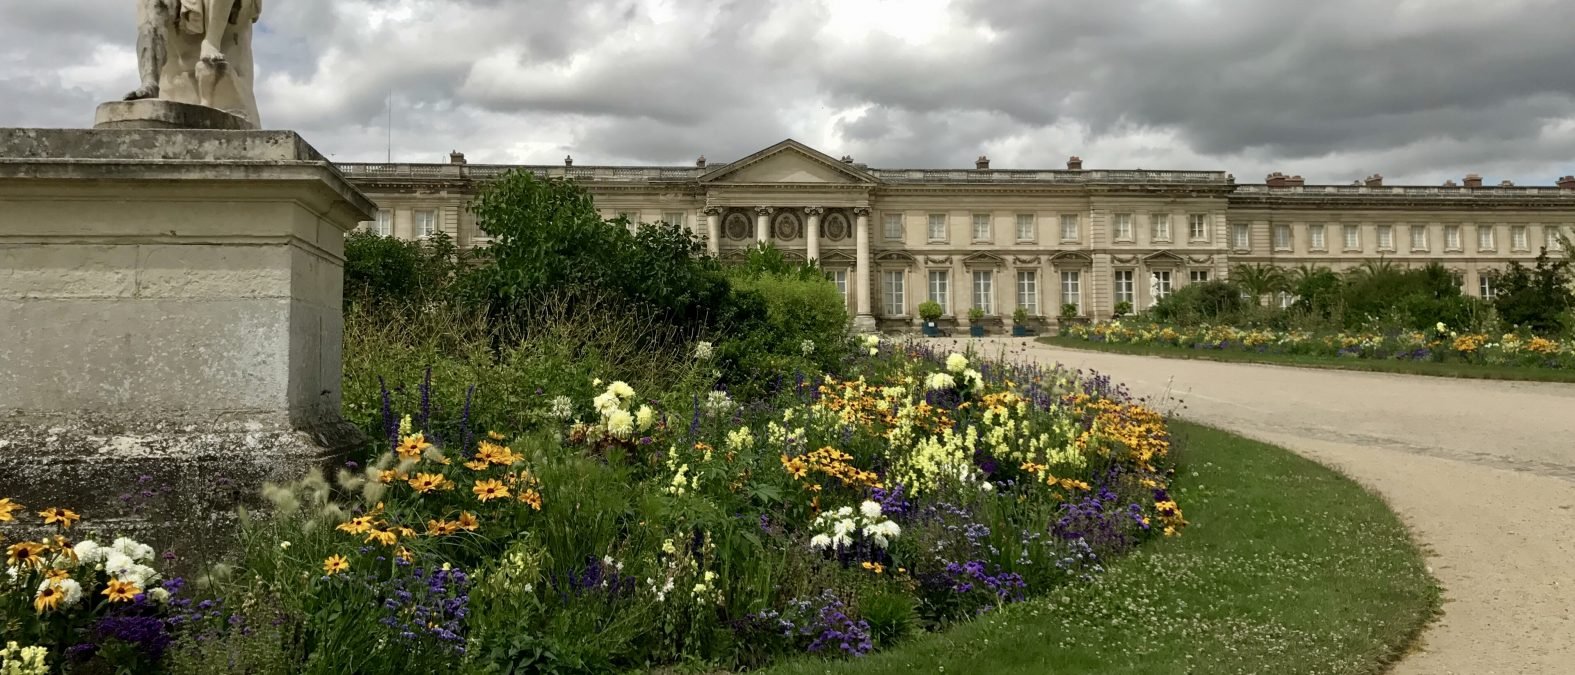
(804, 206, 823, 263)
(704, 207, 721, 256)
(755, 206, 774, 245)
(853, 207, 876, 331)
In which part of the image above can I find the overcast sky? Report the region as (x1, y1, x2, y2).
(5, 0, 1575, 185)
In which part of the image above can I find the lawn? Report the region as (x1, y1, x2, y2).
(766, 421, 1440, 675)
(1038, 334, 1575, 383)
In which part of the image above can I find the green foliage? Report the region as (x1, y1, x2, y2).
(1229, 264, 1288, 306)
(723, 267, 850, 391)
(344, 230, 466, 309)
(859, 592, 920, 648)
(1012, 306, 1030, 324)
(918, 301, 944, 322)
(1149, 281, 1244, 325)
(1110, 301, 1131, 319)
(968, 307, 986, 323)
(1493, 250, 1574, 335)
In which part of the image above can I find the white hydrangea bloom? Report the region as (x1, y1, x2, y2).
(635, 405, 655, 431)
(925, 372, 956, 391)
(549, 395, 575, 420)
(71, 541, 105, 566)
(608, 381, 635, 400)
(859, 500, 882, 520)
(800, 339, 815, 356)
(694, 341, 714, 360)
(945, 353, 969, 374)
(110, 537, 155, 563)
(606, 409, 636, 439)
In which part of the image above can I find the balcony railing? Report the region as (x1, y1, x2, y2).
(1235, 184, 1574, 197)
(334, 163, 1230, 185)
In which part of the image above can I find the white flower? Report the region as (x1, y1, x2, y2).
(836, 506, 854, 518)
(147, 586, 170, 604)
(549, 395, 575, 420)
(869, 347, 879, 356)
(592, 378, 603, 387)
(104, 552, 135, 578)
(863, 334, 880, 348)
(981, 481, 995, 492)
(961, 369, 983, 387)
(608, 381, 635, 400)
(694, 341, 714, 360)
(523, 583, 534, 593)
(592, 392, 620, 417)
(925, 372, 956, 391)
(945, 353, 969, 373)
(279, 541, 291, 550)
(1436, 322, 1447, 333)
(397, 414, 413, 436)
(703, 390, 734, 415)
(800, 339, 816, 356)
(859, 500, 883, 520)
(809, 534, 832, 550)
(602, 555, 615, 567)
(635, 405, 655, 431)
(606, 409, 635, 439)
(72, 541, 104, 566)
(110, 537, 155, 563)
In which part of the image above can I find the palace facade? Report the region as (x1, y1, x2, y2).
(337, 139, 1573, 330)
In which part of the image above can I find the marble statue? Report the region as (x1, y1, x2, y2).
(124, 0, 263, 128)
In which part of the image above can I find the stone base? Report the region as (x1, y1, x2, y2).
(853, 314, 879, 333)
(94, 99, 256, 131)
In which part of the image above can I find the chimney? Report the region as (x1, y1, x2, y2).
(1364, 174, 1383, 187)
(1499, 180, 1516, 187)
(1557, 176, 1575, 189)
(564, 155, 574, 167)
(1066, 156, 1083, 170)
(975, 155, 991, 170)
(1443, 179, 1458, 187)
(696, 155, 707, 168)
(1286, 175, 1305, 187)
(449, 151, 467, 165)
(1265, 172, 1288, 188)
(1463, 173, 1482, 188)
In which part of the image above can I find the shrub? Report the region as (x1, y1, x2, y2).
(968, 307, 985, 323)
(1111, 301, 1132, 319)
(1063, 303, 1084, 321)
(1494, 250, 1573, 335)
(1012, 306, 1030, 325)
(344, 230, 466, 309)
(918, 301, 943, 322)
(1149, 281, 1243, 325)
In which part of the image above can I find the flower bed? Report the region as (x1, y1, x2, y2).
(1, 338, 1183, 672)
(1063, 320, 1575, 369)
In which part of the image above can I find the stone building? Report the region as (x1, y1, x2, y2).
(337, 139, 1573, 329)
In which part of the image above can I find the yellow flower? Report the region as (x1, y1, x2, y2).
(407, 473, 450, 494)
(45, 568, 71, 583)
(102, 579, 141, 603)
(395, 546, 414, 563)
(337, 515, 375, 535)
(472, 479, 510, 502)
(35, 581, 65, 613)
(38, 507, 80, 530)
(487, 430, 507, 441)
(396, 433, 433, 461)
(364, 529, 398, 547)
(463, 459, 489, 471)
(518, 489, 543, 511)
(0, 497, 22, 522)
(860, 561, 886, 574)
(323, 554, 349, 575)
(457, 511, 480, 531)
(426, 519, 457, 536)
(6, 541, 47, 569)
(378, 469, 407, 484)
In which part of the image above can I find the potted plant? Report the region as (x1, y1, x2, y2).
(968, 307, 986, 337)
(1059, 303, 1082, 330)
(1011, 306, 1035, 337)
(918, 300, 944, 337)
(1112, 300, 1133, 320)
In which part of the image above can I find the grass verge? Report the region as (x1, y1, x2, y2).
(766, 421, 1439, 675)
(1037, 335, 1575, 383)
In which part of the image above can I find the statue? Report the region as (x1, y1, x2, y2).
(123, 0, 263, 128)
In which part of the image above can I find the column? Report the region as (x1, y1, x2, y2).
(853, 207, 875, 331)
(755, 206, 774, 244)
(804, 206, 823, 263)
(703, 207, 720, 256)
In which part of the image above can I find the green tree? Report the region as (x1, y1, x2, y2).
(1494, 250, 1573, 335)
(1230, 264, 1287, 306)
(343, 229, 464, 308)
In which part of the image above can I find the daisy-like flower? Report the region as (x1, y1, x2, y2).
(518, 489, 543, 511)
(407, 473, 449, 494)
(395, 547, 413, 563)
(0, 497, 22, 522)
(426, 519, 457, 536)
(38, 508, 80, 530)
(364, 529, 398, 547)
(456, 511, 480, 531)
(323, 554, 349, 575)
(463, 458, 489, 471)
(337, 515, 375, 535)
(395, 433, 432, 461)
(7, 541, 48, 569)
(102, 579, 140, 603)
(606, 410, 635, 439)
(34, 580, 66, 613)
(486, 430, 507, 441)
(608, 381, 635, 400)
(472, 479, 510, 502)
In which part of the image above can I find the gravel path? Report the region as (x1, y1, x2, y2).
(948, 338, 1575, 675)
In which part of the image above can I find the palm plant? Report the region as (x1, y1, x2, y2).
(1230, 263, 1288, 306)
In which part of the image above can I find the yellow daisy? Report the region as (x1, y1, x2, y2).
(38, 507, 80, 530)
(102, 579, 141, 603)
(323, 554, 350, 575)
(472, 479, 510, 502)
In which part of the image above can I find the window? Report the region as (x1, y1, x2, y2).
(1277, 292, 1295, 309)
(1189, 270, 1210, 284)
(662, 211, 687, 228)
(1016, 214, 1036, 242)
(1310, 224, 1326, 250)
(1113, 270, 1134, 305)
(1060, 214, 1080, 241)
(881, 270, 906, 316)
(1477, 226, 1495, 251)
(972, 213, 992, 241)
(1479, 274, 1496, 299)
(1152, 271, 1173, 301)
(1152, 213, 1171, 241)
(1446, 225, 1462, 250)
(1016, 271, 1039, 315)
(1411, 225, 1428, 251)
(374, 209, 393, 236)
(1512, 226, 1528, 251)
(827, 270, 849, 300)
(1548, 226, 1566, 251)
(883, 213, 904, 241)
(1377, 225, 1393, 251)
(1114, 213, 1134, 240)
(971, 271, 994, 314)
(1343, 225, 1360, 251)
(1232, 223, 1250, 249)
(927, 214, 947, 241)
(1060, 271, 1081, 310)
(415, 210, 436, 238)
(1273, 224, 1292, 250)
(1189, 214, 1209, 241)
(927, 270, 950, 314)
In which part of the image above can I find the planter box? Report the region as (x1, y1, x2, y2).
(921, 321, 946, 337)
(1011, 324, 1035, 337)
(969, 324, 986, 337)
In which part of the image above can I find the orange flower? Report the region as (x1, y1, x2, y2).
(408, 473, 450, 494)
(35, 581, 65, 613)
(364, 529, 398, 546)
(102, 579, 141, 603)
(337, 515, 375, 535)
(0, 498, 22, 523)
(518, 489, 543, 511)
(323, 554, 350, 575)
(463, 459, 489, 471)
(456, 511, 480, 531)
(472, 479, 510, 502)
(6, 541, 47, 569)
(396, 433, 433, 461)
(38, 507, 80, 529)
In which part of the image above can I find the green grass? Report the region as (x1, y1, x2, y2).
(765, 421, 1439, 675)
(1037, 335, 1575, 383)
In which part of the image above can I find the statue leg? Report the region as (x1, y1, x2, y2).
(196, 0, 238, 108)
(124, 0, 169, 100)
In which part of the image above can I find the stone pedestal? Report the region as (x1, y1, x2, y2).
(0, 128, 372, 553)
(94, 100, 256, 131)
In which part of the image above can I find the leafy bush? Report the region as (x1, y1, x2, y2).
(1494, 250, 1573, 335)
(1149, 281, 1243, 325)
(918, 301, 943, 322)
(344, 230, 466, 309)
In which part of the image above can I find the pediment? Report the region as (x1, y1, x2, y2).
(819, 249, 856, 265)
(699, 139, 879, 185)
(1049, 251, 1093, 265)
(1143, 250, 1185, 264)
(963, 251, 1006, 267)
(875, 250, 916, 264)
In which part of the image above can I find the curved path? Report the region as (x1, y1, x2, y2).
(950, 338, 1575, 675)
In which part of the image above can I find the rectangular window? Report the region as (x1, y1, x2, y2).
(1113, 270, 1134, 305)
(1343, 225, 1360, 251)
(1152, 270, 1173, 300)
(882, 270, 906, 316)
(1278, 292, 1296, 309)
(1060, 214, 1080, 241)
(1189, 214, 1209, 241)
(1549, 226, 1566, 251)
(1189, 270, 1210, 284)
(927, 214, 947, 241)
(1273, 224, 1292, 250)
(1446, 225, 1462, 250)
(972, 213, 993, 242)
(1232, 223, 1250, 249)
(884, 213, 904, 241)
(1060, 271, 1081, 310)
(1016, 271, 1039, 315)
(972, 271, 994, 315)
(1477, 226, 1495, 251)
(1378, 225, 1394, 250)
(1309, 224, 1326, 250)
(375, 209, 393, 236)
(827, 270, 849, 301)
(1512, 226, 1528, 251)
(1479, 275, 1496, 299)
(1015, 214, 1036, 242)
(1411, 225, 1428, 251)
(1152, 213, 1171, 241)
(927, 270, 950, 313)
(1113, 213, 1134, 240)
(415, 210, 436, 238)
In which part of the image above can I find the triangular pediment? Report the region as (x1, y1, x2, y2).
(819, 249, 856, 265)
(1049, 251, 1093, 265)
(1143, 250, 1185, 264)
(963, 251, 1007, 267)
(699, 140, 879, 185)
(875, 250, 916, 264)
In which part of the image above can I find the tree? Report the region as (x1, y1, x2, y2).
(1494, 250, 1573, 335)
(1230, 264, 1287, 306)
